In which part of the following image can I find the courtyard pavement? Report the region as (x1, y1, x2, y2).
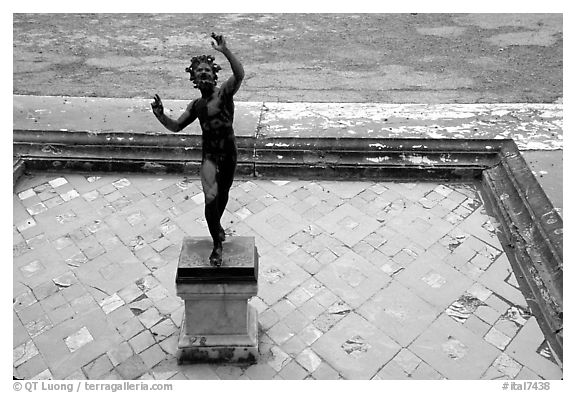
(13, 172, 562, 380)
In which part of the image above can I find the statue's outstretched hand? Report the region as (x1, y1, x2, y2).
(151, 94, 163, 117)
(211, 33, 227, 53)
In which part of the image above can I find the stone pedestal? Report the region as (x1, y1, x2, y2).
(175, 236, 259, 363)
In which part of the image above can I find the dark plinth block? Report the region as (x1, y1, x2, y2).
(176, 236, 258, 283)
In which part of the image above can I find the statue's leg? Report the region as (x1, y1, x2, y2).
(216, 153, 237, 241)
(201, 158, 223, 266)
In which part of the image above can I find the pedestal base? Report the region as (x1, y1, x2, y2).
(176, 301, 259, 364)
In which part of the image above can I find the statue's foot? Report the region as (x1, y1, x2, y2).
(219, 226, 226, 242)
(209, 243, 223, 267)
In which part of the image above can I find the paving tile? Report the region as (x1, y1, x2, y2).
(316, 203, 381, 247)
(82, 353, 114, 379)
(394, 249, 474, 311)
(19, 260, 45, 278)
(298, 297, 325, 321)
(485, 294, 513, 314)
(118, 283, 144, 303)
(243, 363, 277, 380)
(391, 348, 423, 374)
(267, 345, 291, 372)
(490, 352, 522, 379)
(249, 296, 268, 314)
(270, 298, 296, 319)
(410, 361, 446, 380)
(295, 348, 323, 373)
(13, 291, 38, 314)
(158, 334, 179, 357)
(151, 358, 180, 380)
(244, 202, 307, 246)
(494, 318, 521, 338)
(373, 359, 411, 380)
(53, 271, 78, 288)
(283, 309, 310, 334)
(312, 361, 341, 380)
(475, 305, 502, 325)
(312, 312, 401, 380)
(64, 326, 94, 352)
(150, 318, 178, 342)
(13, 312, 30, 348)
(154, 296, 183, 316)
(116, 354, 148, 379)
(267, 321, 296, 346)
(32, 369, 54, 380)
(278, 359, 309, 380)
(107, 341, 134, 367)
(464, 314, 492, 337)
(138, 307, 164, 329)
(445, 293, 486, 324)
(69, 294, 100, 316)
(358, 280, 439, 346)
(107, 305, 136, 327)
(140, 344, 167, 369)
(484, 327, 512, 350)
(258, 249, 311, 305)
(516, 366, 543, 380)
(297, 324, 323, 346)
(409, 314, 500, 379)
(280, 334, 307, 357)
(13, 340, 40, 368)
(129, 330, 157, 354)
(16, 301, 45, 325)
(24, 315, 53, 338)
(315, 250, 391, 308)
(99, 293, 125, 315)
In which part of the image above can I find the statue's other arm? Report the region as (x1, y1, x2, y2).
(151, 95, 198, 133)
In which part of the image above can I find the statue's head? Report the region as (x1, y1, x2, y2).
(185, 55, 222, 89)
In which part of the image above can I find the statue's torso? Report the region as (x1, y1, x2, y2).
(194, 88, 236, 156)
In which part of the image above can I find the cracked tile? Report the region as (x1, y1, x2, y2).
(99, 293, 125, 315)
(445, 294, 486, 323)
(267, 346, 291, 372)
(14, 340, 40, 367)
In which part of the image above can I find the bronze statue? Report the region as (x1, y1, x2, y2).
(151, 33, 244, 267)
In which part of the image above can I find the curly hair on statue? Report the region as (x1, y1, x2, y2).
(185, 54, 222, 84)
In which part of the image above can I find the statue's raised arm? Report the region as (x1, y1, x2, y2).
(211, 33, 244, 96)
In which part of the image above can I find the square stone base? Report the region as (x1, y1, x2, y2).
(176, 305, 259, 364)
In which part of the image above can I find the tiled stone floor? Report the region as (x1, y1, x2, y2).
(13, 173, 562, 380)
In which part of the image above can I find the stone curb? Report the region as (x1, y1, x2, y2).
(13, 95, 563, 151)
